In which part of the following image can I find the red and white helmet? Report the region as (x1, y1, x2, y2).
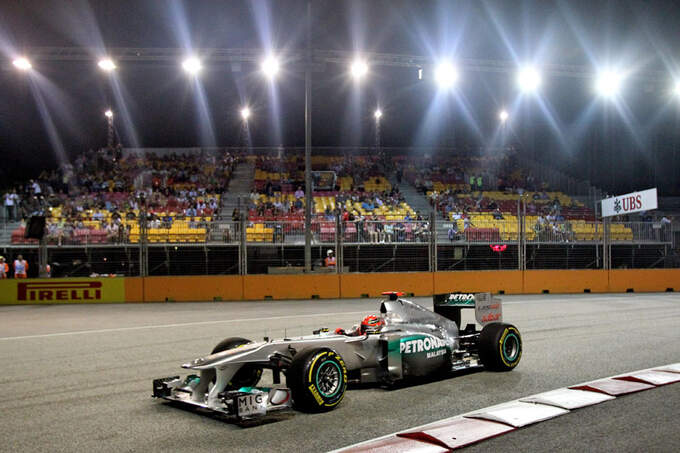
(360, 315, 384, 334)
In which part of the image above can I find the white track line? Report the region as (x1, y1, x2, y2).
(0, 310, 368, 341)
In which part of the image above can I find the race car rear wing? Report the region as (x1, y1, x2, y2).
(433, 293, 503, 328)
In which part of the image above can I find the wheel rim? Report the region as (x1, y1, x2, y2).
(502, 333, 519, 362)
(316, 361, 341, 397)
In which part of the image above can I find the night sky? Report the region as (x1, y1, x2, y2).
(1, 0, 679, 195)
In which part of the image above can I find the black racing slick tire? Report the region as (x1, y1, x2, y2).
(287, 348, 348, 413)
(205, 337, 262, 389)
(478, 323, 522, 371)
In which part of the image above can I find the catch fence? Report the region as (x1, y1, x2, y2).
(1, 217, 675, 278)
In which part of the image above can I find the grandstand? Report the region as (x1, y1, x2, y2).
(2, 146, 674, 277)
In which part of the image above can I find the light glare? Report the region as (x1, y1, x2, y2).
(374, 109, 383, 120)
(13, 57, 32, 70)
(595, 70, 623, 98)
(517, 66, 541, 92)
(240, 107, 251, 120)
(104, 109, 113, 119)
(499, 110, 509, 122)
(673, 80, 680, 97)
(98, 58, 116, 72)
(261, 56, 280, 78)
(350, 59, 368, 79)
(182, 57, 202, 75)
(434, 61, 458, 90)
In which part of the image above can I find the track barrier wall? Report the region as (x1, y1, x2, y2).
(1, 269, 678, 304)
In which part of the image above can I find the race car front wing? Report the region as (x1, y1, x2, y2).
(153, 375, 292, 420)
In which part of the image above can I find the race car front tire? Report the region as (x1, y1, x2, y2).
(478, 323, 522, 371)
(287, 348, 348, 412)
(205, 337, 263, 389)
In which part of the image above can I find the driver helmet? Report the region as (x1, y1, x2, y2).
(360, 315, 384, 334)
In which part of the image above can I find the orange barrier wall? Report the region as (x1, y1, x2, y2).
(523, 270, 610, 294)
(142, 275, 243, 302)
(124, 277, 144, 302)
(243, 274, 340, 300)
(609, 269, 678, 292)
(2, 269, 679, 304)
(340, 272, 433, 298)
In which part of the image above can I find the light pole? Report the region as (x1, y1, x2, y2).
(304, 0, 313, 272)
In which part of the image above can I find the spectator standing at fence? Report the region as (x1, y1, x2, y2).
(383, 222, 394, 243)
(0, 256, 8, 278)
(448, 223, 459, 242)
(4, 191, 18, 221)
(13, 254, 28, 278)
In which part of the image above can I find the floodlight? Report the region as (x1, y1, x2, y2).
(13, 57, 32, 71)
(240, 107, 251, 121)
(374, 109, 383, 120)
(673, 80, 680, 97)
(104, 109, 113, 119)
(182, 57, 202, 75)
(261, 55, 280, 79)
(350, 59, 368, 79)
(98, 58, 116, 72)
(499, 110, 509, 122)
(517, 66, 541, 92)
(595, 70, 623, 98)
(434, 61, 458, 90)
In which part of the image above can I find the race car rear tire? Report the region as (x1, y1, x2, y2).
(287, 348, 348, 412)
(205, 337, 262, 389)
(478, 323, 522, 371)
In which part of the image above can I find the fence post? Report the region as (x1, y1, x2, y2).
(139, 207, 148, 277)
(239, 213, 247, 275)
(517, 198, 522, 270)
(429, 212, 437, 272)
(335, 214, 343, 274)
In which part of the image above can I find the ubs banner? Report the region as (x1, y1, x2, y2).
(601, 188, 658, 218)
(0, 278, 126, 304)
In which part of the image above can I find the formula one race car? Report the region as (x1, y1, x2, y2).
(153, 292, 522, 420)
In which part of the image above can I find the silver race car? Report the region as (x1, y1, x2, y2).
(152, 292, 522, 420)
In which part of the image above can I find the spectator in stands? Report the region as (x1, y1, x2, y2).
(324, 249, 336, 268)
(0, 256, 8, 278)
(294, 186, 304, 199)
(13, 254, 28, 278)
(493, 208, 504, 220)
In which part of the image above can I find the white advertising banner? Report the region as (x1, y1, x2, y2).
(601, 188, 657, 218)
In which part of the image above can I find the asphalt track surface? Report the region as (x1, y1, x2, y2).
(1, 293, 679, 453)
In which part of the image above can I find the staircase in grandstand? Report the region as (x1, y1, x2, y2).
(0, 221, 21, 244)
(217, 159, 255, 228)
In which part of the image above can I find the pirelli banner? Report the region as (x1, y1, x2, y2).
(0, 278, 126, 304)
